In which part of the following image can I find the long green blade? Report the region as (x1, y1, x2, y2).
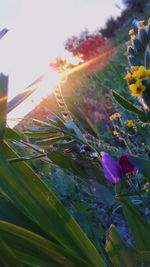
(0, 238, 23, 267)
(0, 141, 106, 267)
(0, 221, 90, 267)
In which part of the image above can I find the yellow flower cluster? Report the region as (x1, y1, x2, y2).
(125, 66, 150, 96)
(109, 113, 121, 121)
(124, 120, 136, 128)
(129, 19, 150, 38)
(138, 20, 147, 30)
(132, 66, 150, 80)
(129, 81, 146, 96)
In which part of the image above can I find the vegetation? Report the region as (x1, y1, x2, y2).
(0, 12, 150, 267)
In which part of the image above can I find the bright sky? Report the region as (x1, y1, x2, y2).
(0, 0, 124, 127)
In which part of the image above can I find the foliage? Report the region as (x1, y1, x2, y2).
(123, 0, 148, 13)
(1, 17, 150, 267)
(64, 30, 109, 62)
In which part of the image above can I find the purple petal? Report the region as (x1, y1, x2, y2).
(101, 152, 123, 183)
(0, 28, 9, 40)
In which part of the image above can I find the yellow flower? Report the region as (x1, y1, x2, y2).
(144, 182, 150, 192)
(124, 120, 136, 128)
(148, 18, 150, 24)
(131, 66, 139, 72)
(129, 81, 146, 96)
(109, 113, 122, 121)
(132, 66, 150, 81)
(129, 29, 135, 35)
(141, 142, 145, 146)
(129, 29, 136, 40)
(124, 72, 133, 82)
(113, 130, 119, 136)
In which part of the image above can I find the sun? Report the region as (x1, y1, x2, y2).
(7, 69, 61, 128)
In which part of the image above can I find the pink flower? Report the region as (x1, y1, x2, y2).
(118, 154, 136, 174)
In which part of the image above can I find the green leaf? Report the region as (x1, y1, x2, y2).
(47, 151, 106, 185)
(116, 197, 150, 251)
(116, 189, 148, 198)
(0, 142, 106, 267)
(0, 238, 23, 267)
(24, 131, 59, 138)
(0, 193, 51, 238)
(27, 126, 59, 132)
(36, 136, 67, 146)
(7, 87, 37, 114)
(112, 90, 150, 120)
(47, 151, 83, 174)
(134, 250, 150, 262)
(4, 128, 21, 141)
(0, 73, 8, 148)
(0, 221, 91, 267)
(65, 118, 85, 142)
(8, 153, 46, 163)
(128, 155, 150, 182)
(32, 118, 55, 127)
(105, 224, 136, 267)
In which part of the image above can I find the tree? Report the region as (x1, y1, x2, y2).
(123, 0, 148, 13)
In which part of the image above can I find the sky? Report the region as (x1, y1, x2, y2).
(0, 0, 124, 127)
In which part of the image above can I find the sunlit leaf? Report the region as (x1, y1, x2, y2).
(8, 153, 46, 163)
(0, 73, 8, 148)
(112, 90, 150, 120)
(116, 197, 150, 251)
(4, 128, 21, 141)
(105, 224, 136, 267)
(36, 136, 68, 146)
(7, 87, 37, 114)
(65, 118, 85, 141)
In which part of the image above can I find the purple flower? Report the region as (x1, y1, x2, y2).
(101, 152, 136, 183)
(101, 152, 123, 183)
(0, 28, 9, 40)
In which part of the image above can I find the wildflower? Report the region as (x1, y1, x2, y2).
(141, 142, 145, 146)
(129, 81, 146, 96)
(132, 66, 150, 80)
(101, 152, 123, 183)
(129, 28, 136, 40)
(131, 66, 139, 72)
(138, 20, 147, 30)
(118, 154, 136, 174)
(101, 152, 136, 183)
(124, 72, 134, 82)
(113, 130, 119, 136)
(79, 144, 91, 152)
(124, 120, 136, 128)
(144, 182, 150, 192)
(109, 113, 122, 121)
(129, 29, 135, 35)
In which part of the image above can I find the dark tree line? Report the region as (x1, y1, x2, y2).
(100, 0, 149, 38)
